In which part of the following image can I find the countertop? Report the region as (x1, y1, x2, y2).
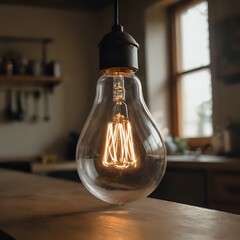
(30, 155, 240, 174)
(167, 155, 240, 171)
(0, 169, 240, 240)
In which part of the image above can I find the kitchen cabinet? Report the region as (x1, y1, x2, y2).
(150, 169, 207, 207)
(152, 155, 240, 214)
(208, 171, 240, 213)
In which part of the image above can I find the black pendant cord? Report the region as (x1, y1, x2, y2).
(114, 0, 119, 25)
(99, 0, 139, 71)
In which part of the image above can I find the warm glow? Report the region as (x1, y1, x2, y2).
(103, 113, 137, 169)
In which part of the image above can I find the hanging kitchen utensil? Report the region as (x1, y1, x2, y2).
(5, 90, 13, 120)
(16, 91, 24, 121)
(43, 88, 50, 121)
(31, 90, 41, 122)
(24, 91, 29, 121)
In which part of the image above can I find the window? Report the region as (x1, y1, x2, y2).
(169, 0, 212, 148)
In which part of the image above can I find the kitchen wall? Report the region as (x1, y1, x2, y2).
(92, 0, 178, 133)
(145, 0, 240, 135)
(1, 0, 239, 158)
(145, 0, 179, 132)
(96, 0, 240, 137)
(0, 4, 95, 158)
(208, 0, 240, 129)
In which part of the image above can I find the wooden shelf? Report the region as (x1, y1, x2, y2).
(0, 75, 62, 88)
(0, 36, 53, 44)
(0, 36, 61, 89)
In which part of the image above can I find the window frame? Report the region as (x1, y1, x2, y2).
(169, 0, 212, 149)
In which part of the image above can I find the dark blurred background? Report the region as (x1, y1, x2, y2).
(0, 0, 240, 215)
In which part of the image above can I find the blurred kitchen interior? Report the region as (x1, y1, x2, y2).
(0, 0, 240, 214)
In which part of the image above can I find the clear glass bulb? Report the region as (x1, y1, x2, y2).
(76, 68, 167, 205)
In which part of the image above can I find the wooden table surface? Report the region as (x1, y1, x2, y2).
(0, 169, 240, 240)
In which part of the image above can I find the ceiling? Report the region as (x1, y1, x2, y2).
(0, 0, 113, 10)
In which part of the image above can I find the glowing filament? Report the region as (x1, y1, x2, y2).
(103, 115, 137, 169)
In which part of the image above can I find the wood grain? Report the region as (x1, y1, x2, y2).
(0, 169, 239, 240)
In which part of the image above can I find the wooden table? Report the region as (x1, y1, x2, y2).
(0, 169, 240, 240)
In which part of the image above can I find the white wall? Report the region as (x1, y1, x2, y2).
(0, 5, 95, 158)
(145, 4, 171, 132)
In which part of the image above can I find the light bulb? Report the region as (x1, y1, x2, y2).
(76, 68, 167, 205)
(76, 1, 166, 205)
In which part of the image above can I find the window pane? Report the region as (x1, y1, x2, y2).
(181, 69, 212, 138)
(180, 1, 210, 71)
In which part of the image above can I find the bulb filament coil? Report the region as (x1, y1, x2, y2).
(103, 113, 137, 169)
